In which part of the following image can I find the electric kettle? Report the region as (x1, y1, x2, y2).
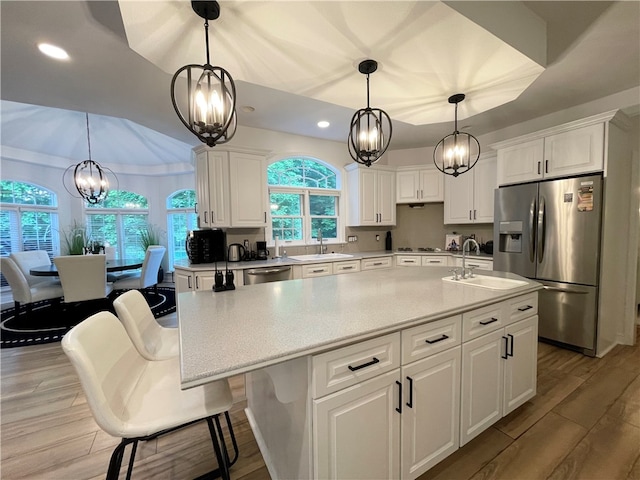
(228, 243, 246, 262)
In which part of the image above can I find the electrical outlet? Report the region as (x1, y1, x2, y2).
(376, 235, 380, 241)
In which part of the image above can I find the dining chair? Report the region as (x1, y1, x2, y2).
(62, 311, 238, 480)
(10, 250, 60, 287)
(53, 255, 113, 306)
(0, 256, 64, 316)
(112, 245, 166, 293)
(113, 289, 179, 360)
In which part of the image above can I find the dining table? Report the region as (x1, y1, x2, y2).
(29, 258, 144, 277)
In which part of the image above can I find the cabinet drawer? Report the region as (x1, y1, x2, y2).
(462, 303, 505, 342)
(312, 332, 400, 398)
(332, 260, 361, 275)
(397, 255, 421, 266)
(422, 255, 448, 266)
(503, 292, 538, 325)
(401, 315, 462, 365)
(361, 256, 393, 270)
(301, 263, 332, 278)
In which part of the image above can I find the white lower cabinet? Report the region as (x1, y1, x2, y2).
(401, 346, 461, 478)
(313, 369, 401, 479)
(460, 314, 538, 446)
(174, 267, 243, 293)
(254, 293, 537, 480)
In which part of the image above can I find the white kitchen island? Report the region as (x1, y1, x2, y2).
(178, 266, 541, 480)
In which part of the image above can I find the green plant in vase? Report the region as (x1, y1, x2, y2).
(138, 223, 164, 251)
(62, 220, 88, 255)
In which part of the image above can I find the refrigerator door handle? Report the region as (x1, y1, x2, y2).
(542, 285, 589, 295)
(537, 196, 546, 263)
(528, 198, 537, 263)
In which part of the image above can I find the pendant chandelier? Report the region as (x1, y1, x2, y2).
(63, 113, 116, 205)
(433, 93, 480, 177)
(348, 59, 392, 167)
(171, 0, 236, 147)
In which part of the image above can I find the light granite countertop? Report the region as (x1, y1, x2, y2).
(173, 250, 491, 272)
(178, 266, 538, 389)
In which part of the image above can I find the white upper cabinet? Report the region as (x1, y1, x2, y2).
(495, 116, 607, 186)
(193, 146, 268, 228)
(194, 149, 230, 228)
(396, 166, 443, 203)
(228, 152, 268, 227)
(444, 153, 497, 224)
(346, 164, 396, 226)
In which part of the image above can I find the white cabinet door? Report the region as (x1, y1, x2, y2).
(313, 369, 401, 479)
(229, 152, 267, 227)
(347, 166, 396, 226)
(503, 316, 538, 415)
(396, 168, 443, 203)
(419, 168, 444, 202)
(473, 155, 497, 223)
(397, 170, 420, 203)
(401, 346, 461, 479)
(174, 268, 193, 293)
(543, 123, 604, 179)
(496, 139, 544, 186)
(194, 271, 216, 291)
(444, 154, 497, 224)
(378, 169, 396, 225)
(460, 328, 504, 446)
(444, 169, 474, 224)
(194, 149, 230, 227)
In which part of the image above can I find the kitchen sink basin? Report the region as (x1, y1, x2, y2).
(442, 274, 528, 290)
(289, 253, 354, 261)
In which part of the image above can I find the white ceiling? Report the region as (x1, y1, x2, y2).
(1, 1, 639, 171)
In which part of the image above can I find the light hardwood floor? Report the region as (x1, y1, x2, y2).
(1, 318, 639, 480)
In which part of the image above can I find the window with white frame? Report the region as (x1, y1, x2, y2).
(166, 189, 197, 268)
(0, 180, 59, 287)
(85, 190, 149, 259)
(267, 157, 340, 245)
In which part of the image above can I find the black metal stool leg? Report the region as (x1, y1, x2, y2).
(222, 411, 239, 467)
(125, 440, 139, 480)
(106, 439, 129, 480)
(206, 417, 230, 480)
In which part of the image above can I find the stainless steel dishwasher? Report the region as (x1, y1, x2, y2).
(243, 265, 293, 285)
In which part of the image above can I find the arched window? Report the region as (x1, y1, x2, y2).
(166, 189, 197, 268)
(85, 190, 149, 259)
(0, 180, 59, 257)
(267, 157, 341, 246)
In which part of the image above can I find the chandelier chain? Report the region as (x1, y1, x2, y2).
(85, 113, 92, 161)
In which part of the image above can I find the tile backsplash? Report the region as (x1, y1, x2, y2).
(224, 203, 494, 256)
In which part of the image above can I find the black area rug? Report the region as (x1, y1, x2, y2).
(0, 287, 176, 348)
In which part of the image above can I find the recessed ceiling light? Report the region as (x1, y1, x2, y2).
(317, 121, 330, 128)
(242, 106, 255, 113)
(38, 43, 69, 60)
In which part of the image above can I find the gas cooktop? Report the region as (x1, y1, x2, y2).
(397, 247, 438, 252)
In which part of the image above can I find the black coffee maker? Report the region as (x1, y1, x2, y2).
(256, 241, 269, 260)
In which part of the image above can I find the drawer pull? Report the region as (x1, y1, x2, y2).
(396, 380, 402, 414)
(311, 269, 326, 273)
(341, 266, 354, 270)
(348, 357, 380, 372)
(373, 262, 383, 266)
(425, 334, 449, 344)
(406, 376, 414, 408)
(507, 334, 514, 357)
(428, 260, 441, 263)
(479, 317, 498, 326)
(517, 305, 533, 312)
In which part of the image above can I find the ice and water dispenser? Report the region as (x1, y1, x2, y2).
(498, 221, 523, 253)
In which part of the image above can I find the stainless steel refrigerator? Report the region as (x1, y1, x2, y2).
(493, 174, 603, 356)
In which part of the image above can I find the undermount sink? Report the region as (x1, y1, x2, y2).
(442, 274, 528, 290)
(289, 253, 354, 261)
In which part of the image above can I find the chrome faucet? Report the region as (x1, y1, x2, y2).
(461, 238, 480, 278)
(317, 230, 324, 254)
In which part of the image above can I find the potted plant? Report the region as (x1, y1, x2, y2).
(61, 220, 88, 255)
